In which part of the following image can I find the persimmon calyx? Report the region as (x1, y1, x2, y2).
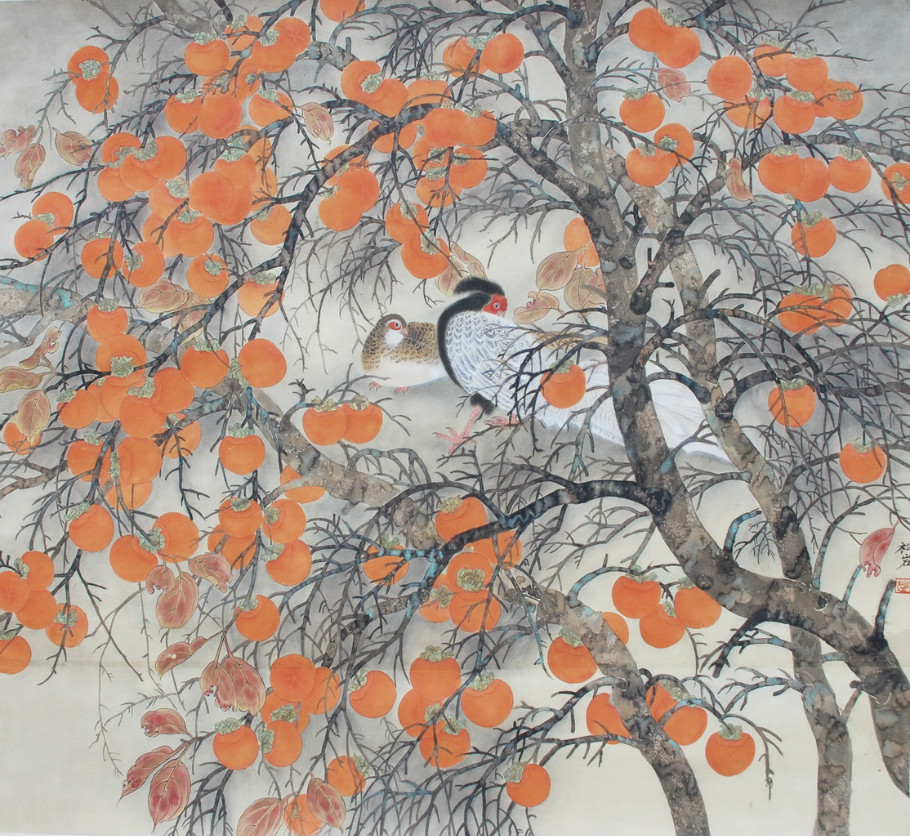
(214, 717, 243, 735)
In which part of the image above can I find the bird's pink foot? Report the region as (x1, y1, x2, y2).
(394, 386, 410, 395)
(486, 415, 521, 428)
(369, 381, 383, 391)
(434, 426, 476, 455)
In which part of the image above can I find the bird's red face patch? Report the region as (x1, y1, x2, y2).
(387, 319, 403, 331)
(484, 294, 508, 316)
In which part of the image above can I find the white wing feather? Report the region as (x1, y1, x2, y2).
(445, 311, 727, 460)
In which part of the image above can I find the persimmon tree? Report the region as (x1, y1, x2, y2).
(0, 1, 908, 835)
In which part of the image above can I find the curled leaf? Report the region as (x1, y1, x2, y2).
(536, 250, 577, 291)
(156, 572, 199, 629)
(188, 552, 233, 592)
(155, 636, 208, 677)
(514, 291, 560, 324)
(435, 262, 465, 296)
(141, 708, 189, 737)
(301, 103, 334, 141)
(0, 366, 45, 393)
(0, 125, 36, 157)
(450, 242, 486, 279)
(308, 777, 346, 828)
(15, 390, 51, 444)
(121, 746, 175, 798)
(564, 267, 606, 311)
(139, 280, 191, 313)
(237, 797, 287, 836)
(146, 564, 175, 594)
(201, 654, 266, 714)
(15, 143, 45, 189)
(726, 159, 753, 202)
(148, 759, 191, 825)
(658, 68, 691, 101)
(54, 129, 92, 166)
(860, 525, 896, 578)
(19, 326, 61, 371)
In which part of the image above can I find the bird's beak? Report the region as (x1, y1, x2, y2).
(401, 324, 410, 338)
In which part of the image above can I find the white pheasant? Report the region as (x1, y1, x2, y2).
(435, 278, 728, 461)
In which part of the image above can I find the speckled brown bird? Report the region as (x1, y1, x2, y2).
(360, 314, 446, 392)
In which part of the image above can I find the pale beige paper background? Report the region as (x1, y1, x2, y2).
(0, 1, 908, 835)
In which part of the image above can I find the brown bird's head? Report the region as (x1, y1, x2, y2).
(376, 313, 408, 343)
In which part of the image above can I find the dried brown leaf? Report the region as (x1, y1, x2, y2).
(14, 143, 45, 189)
(0, 366, 45, 393)
(514, 291, 560, 324)
(536, 250, 577, 291)
(54, 129, 92, 166)
(0, 125, 36, 157)
(300, 103, 334, 141)
(139, 280, 191, 313)
(15, 390, 51, 444)
(450, 242, 486, 278)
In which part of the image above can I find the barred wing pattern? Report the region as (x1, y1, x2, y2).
(443, 310, 727, 460)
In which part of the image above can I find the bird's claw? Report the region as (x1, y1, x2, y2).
(394, 386, 410, 395)
(368, 381, 383, 391)
(434, 427, 475, 455)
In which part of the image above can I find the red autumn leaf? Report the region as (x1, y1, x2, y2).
(121, 745, 176, 798)
(0, 366, 45, 393)
(148, 759, 191, 825)
(141, 708, 189, 737)
(146, 564, 175, 594)
(300, 103, 334, 141)
(54, 129, 92, 166)
(307, 777, 346, 828)
(859, 525, 896, 578)
(201, 659, 236, 709)
(139, 280, 191, 313)
(237, 797, 287, 836)
(536, 250, 577, 291)
(0, 125, 36, 157)
(200, 654, 266, 714)
(15, 390, 51, 444)
(156, 572, 198, 629)
(15, 143, 46, 189)
(155, 636, 208, 677)
(658, 68, 691, 101)
(188, 552, 233, 592)
(514, 291, 560, 324)
(224, 653, 267, 714)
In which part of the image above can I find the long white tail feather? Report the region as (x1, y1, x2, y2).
(444, 311, 729, 461)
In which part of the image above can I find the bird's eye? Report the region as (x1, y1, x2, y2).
(493, 302, 502, 310)
(388, 320, 402, 331)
